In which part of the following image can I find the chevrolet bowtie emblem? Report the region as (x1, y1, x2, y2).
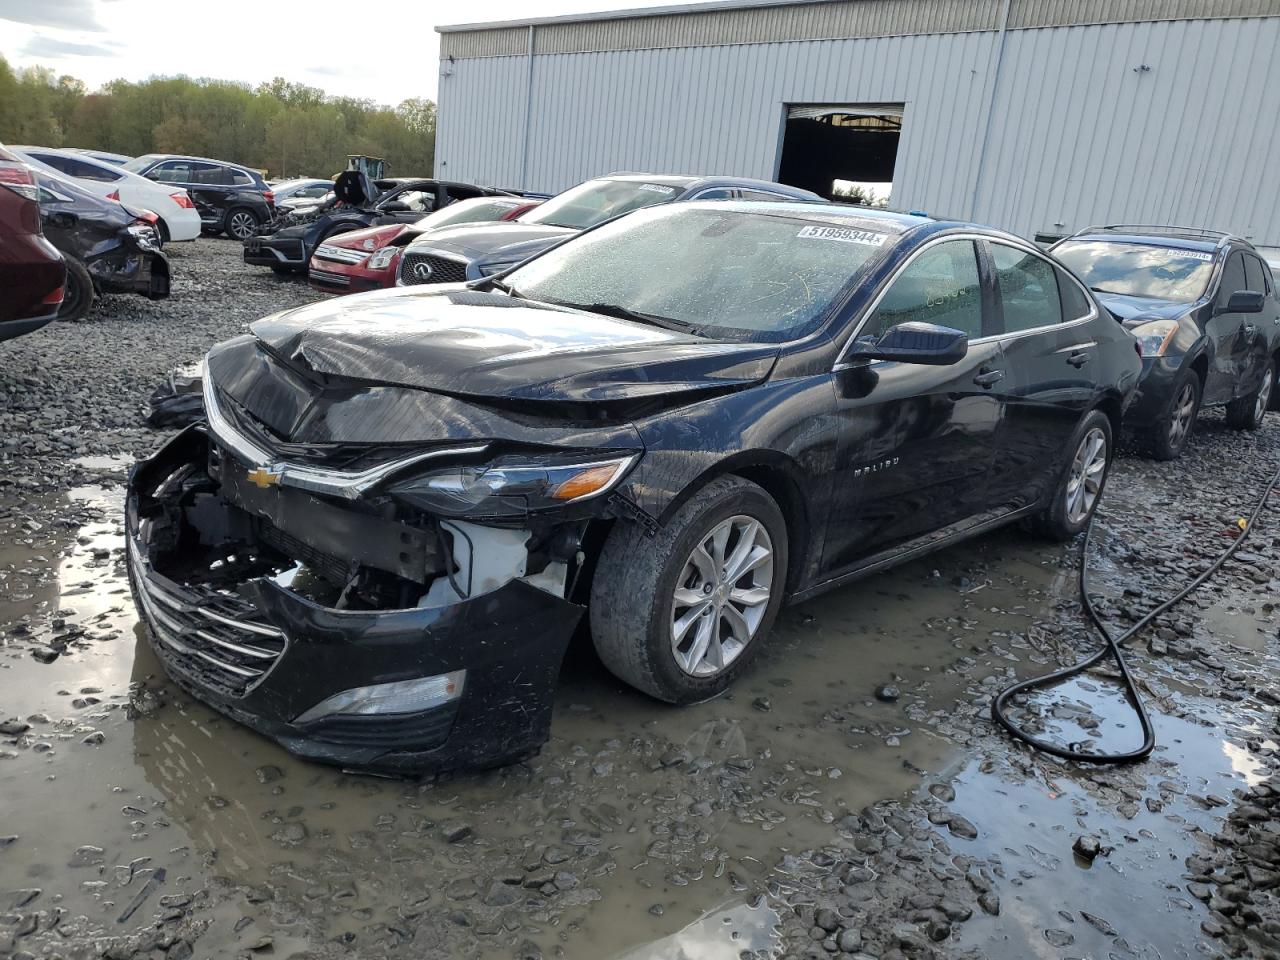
(247, 467, 281, 489)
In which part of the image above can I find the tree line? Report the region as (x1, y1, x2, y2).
(0, 56, 436, 179)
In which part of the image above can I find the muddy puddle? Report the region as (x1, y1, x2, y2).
(2, 479, 1276, 959)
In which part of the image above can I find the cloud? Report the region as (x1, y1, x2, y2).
(21, 35, 119, 58)
(307, 65, 347, 77)
(0, 0, 104, 31)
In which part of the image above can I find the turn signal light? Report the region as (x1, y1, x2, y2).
(552, 463, 626, 501)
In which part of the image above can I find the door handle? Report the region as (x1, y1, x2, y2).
(973, 370, 1004, 388)
(1067, 350, 1092, 368)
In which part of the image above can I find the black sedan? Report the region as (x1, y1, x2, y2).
(1054, 226, 1280, 459)
(34, 168, 169, 321)
(243, 175, 511, 274)
(126, 202, 1140, 773)
(395, 173, 820, 286)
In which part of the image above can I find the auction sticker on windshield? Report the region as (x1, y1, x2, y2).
(639, 183, 678, 194)
(1174, 250, 1214, 262)
(796, 225, 887, 245)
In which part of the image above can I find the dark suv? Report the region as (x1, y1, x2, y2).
(123, 154, 275, 240)
(127, 201, 1140, 773)
(0, 144, 65, 340)
(1054, 226, 1280, 459)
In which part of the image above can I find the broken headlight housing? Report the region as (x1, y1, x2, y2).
(388, 451, 639, 517)
(368, 247, 399, 269)
(1131, 318, 1179, 358)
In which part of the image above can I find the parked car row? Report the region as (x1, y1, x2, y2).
(125, 173, 1280, 774)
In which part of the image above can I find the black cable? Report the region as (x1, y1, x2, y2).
(992, 455, 1280, 764)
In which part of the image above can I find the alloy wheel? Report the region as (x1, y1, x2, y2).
(1065, 427, 1108, 525)
(228, 211, 257, 240)
(1256, 371, 1274, 424)
(1168, 382, 1196, 448)
(670, 515, 774, 677)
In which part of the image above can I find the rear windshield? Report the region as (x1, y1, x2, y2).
(122, 155, 161, 173)
(521, 178, 684, 231)
(1054, 240, 1215, 302)
(508, 205, 890, 343)
(417, 198, 524, 230)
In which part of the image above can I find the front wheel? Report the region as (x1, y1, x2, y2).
(1226, 360, 1275, 430)
(590, 475, 788, 704)
(1140, 368, 1200, 461)
(57, 257, 95, 321)
(224, 207, 260, 241)
(1030, 410, 1112, 541)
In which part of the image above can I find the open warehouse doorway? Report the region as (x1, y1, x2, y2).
(777, 104, 903, 206)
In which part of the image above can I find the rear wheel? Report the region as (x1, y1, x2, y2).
(57, 257, 95, 322)
(1140, 369, 1200, 460)
(1226, 360, 1275, 430)
(590, 476, 788, 704)
(224, 207, 260, 241)
(1030, 410, 1112, 541)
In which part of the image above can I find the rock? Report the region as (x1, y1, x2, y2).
(255, 765, 284, 784)
(0, 718, 30, 736)
(874, 685, 901, 703)
(269, 822, 307, 846)
(30, 647, 60, 664)
(947, 816, 978, 840)
(752, 696, 771, 712)
(815, 908, 840, 932)
(1043, 928, 1075, 947)
(649, 903, 664, 917)
(1073, 835, 1101, 861)
(68, 844, 105, 867)
(82, 731, 105, 745)
(441, 821, 473, 844)
(837, 927, 862, 952)
(978, 893, 1000, 915)
(168, 939, 194, 960)
(928, 783, 955, 802)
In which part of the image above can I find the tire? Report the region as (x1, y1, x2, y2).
(223, 206, 260, 241)
(57, 257, 95, 322)
(1029, 409, 1112, 542)
(1226, 360, 1275, 431)
(1139, 368, 1201, 461)
(156, 220, 169, 247)
(589, 475, 788, 704)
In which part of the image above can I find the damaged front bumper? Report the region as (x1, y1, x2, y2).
(244, 233, 308, 268)
(90, 244, 170, 300)
(126, 426, 583, 774)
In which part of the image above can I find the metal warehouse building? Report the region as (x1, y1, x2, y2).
(434, 0, 1280, 249)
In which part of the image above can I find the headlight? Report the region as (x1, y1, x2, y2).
(389, 451, 639, 517)
(1132, 319, 1178, 358)
(368, 247, 399, 269)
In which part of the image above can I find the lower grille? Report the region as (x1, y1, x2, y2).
(310, 269, 352, 288)
(129, 540, 287, 698)
(400, 252, 467, 285)
(301, 703, 459, 749)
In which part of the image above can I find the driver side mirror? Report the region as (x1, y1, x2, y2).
(1219, 290, 1265, 315)
(850, 321, 969, 365)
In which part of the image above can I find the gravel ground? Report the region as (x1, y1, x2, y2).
(2, 240, 1279, 960)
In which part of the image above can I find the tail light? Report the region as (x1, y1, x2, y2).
(171, 191, 195, 209)
(263, 190, 275, 205)
(106, 190, 120, 201)
(42, 286, 64, 306)
(133, 210, 160, 225)
(0, 162, 39, 202)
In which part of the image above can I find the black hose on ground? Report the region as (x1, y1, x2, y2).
(992, 456, 1280, 764)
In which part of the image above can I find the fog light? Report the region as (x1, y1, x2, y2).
(294, 670, 465, 723)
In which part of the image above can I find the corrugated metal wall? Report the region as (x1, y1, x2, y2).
(435, 15, 1280, 243)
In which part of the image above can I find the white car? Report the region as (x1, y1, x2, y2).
(12, 146, 201, 242)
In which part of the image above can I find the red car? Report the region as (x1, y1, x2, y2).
(0, 144, 65, 341)
(308, 195, 539, 295)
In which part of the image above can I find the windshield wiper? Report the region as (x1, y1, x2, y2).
(562, 301, 691, 332)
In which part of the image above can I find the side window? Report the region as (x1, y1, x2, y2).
(30, 153, 76, 175)
(740, 189, 789, 201)
(445, 185, 482, 202)
(229, 169, 254, 186)
(865, 240, 984, 339)
(991, 243, 1062, 333)
(1244, 255, 1269, 294)
(189, 163, 230, 185)
(1056, 267, 1093, 322)
(693, 187, 735, 200)
(392, 189, 436, 211)
(1217, 253, 1247, 306)
(68, 158, 121, 182)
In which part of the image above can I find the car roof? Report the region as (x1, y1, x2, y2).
(680, 199, 960, 234)
(138, 153, 260, 174)
(1065, 232, 1222, 254)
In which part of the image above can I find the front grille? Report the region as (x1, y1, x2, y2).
(258, 520, 350, 588)
(129, 540, 287, 698)
(400, 252, 467, 285)
(314, 244, 367, 265)
(310, 269, 351, 288)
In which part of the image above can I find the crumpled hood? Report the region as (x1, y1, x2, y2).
(248, 287, 779, 404)
(1095, 292, 1195, 325)
(402, 222, 575, 260)
(323, 223, 407, 251)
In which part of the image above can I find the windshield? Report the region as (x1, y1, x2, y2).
(415, 198, 524, 231)
(521, 178, 684, 230)
(507, 205, 889, 342)
(122, 155, 160, 173)
(1054, 240, 1215, 302)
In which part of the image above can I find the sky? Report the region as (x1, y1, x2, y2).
(0, 0, 677, 105)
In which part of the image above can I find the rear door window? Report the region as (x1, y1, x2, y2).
(990, 242, 1062, 333)
(229, 169, 255, 186)
(1244, 255, 1269, 294)
(147, 161, 193, 184)
(189, 163, 231, 185)
(865, 239, 984, 339)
